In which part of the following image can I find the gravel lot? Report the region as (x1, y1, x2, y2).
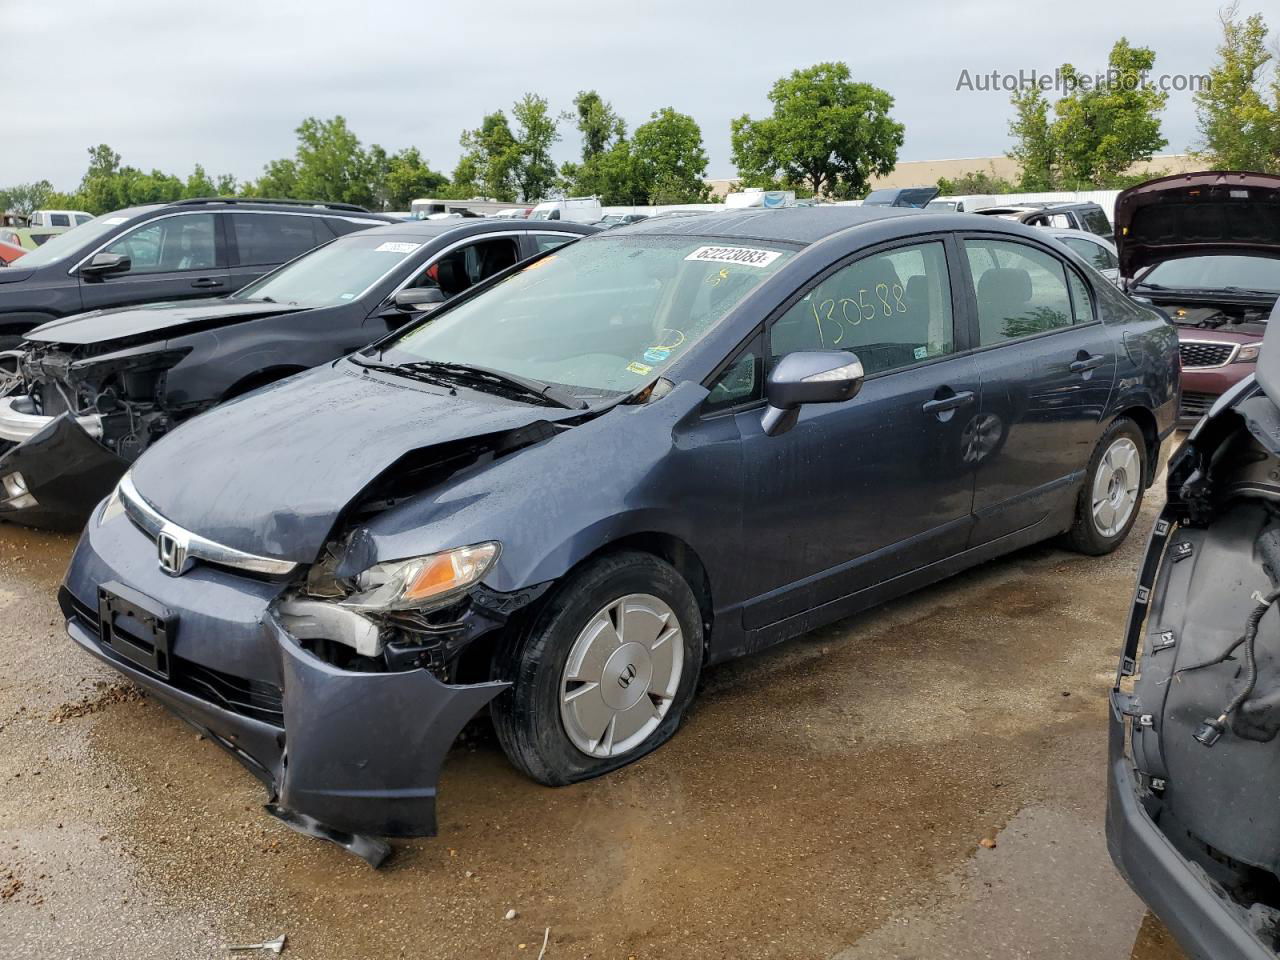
(0, 481, 1188, 959)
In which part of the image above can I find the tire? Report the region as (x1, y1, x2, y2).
(491, 551, 703, 786)
(1063, 417, 1148, 555)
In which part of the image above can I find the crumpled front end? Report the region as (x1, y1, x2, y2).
(61, 487, 521, 865)
(0, 341, 194, 527)
(1108, 382, 1280, 959)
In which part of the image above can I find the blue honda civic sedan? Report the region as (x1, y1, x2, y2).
(58, 207, 1179, 863)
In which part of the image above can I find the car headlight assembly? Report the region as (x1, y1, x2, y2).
(342, 542, 500, 612)
(1235, 344, 1262, 363)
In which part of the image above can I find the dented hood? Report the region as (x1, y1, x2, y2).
(128, 360, 582, 563)
(26, 298, 307, 347)
(1114, 171, 1280, 278)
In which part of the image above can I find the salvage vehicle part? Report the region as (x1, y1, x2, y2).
(62, 206, 1177, 863)
(1108, 300, 1280, 959)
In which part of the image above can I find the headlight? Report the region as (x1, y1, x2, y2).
(1235, 344, 1262, 363)
(99, 479, 125, 525)
(342, 542, 500, 612)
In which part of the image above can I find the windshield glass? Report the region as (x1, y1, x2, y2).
(1141, 255, 1280, 293)
(382, 234, 795, 397)
(8, 211, 145, 269)
(234, 233, 422, 306)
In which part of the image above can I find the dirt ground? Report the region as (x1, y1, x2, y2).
(0, 487, 1189, 959)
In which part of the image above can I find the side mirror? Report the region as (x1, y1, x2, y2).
(761, 350, 864, 437)
(80, 252, 130, 278)
(393, 287, 446, 312)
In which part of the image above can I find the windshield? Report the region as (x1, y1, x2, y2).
(7, 212, 143, 269)
(381, 234, 795, 397)
(234, 233, 422, 307)
(1140, 255, 1280, 294)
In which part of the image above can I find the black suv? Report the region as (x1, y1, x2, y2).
(0, 198, 398, 349)
(974, 201, 1113, 237)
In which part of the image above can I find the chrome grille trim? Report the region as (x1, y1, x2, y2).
(1178, 339, 1239, 369)
(118, 473, 298, 578)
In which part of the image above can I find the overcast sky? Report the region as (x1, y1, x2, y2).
(4, 0, 1231, 191)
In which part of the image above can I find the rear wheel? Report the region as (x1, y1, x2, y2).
(1064, 417, 1147, 555)
(491, 551, 703, 786)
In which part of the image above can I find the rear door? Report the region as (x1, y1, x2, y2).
(961, 235, 1119, 545)
(732, 236, 983, 629)
(226, 212, 330, 290)
(77, 212, 232, 310)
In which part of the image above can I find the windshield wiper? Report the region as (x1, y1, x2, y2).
(402, 360, 586, 410)
(348, 355, 456, 389)
(1222, 286, 1279, 297)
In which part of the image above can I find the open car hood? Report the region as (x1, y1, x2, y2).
(26, 299, 308, 348)
(128, 361, 584, 564)
(1114, 171, 1280, 278)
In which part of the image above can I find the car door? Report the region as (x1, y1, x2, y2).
(961, 235, 1120, 545)
(226, 212, 330, 290)
(78, 212, 231, 310)
(727, 236, 983, 630)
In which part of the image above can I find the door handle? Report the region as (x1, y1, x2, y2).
(1069, 354, 1104, 374)
(190, 277, 224, 289)
(922, 390, 975, 416)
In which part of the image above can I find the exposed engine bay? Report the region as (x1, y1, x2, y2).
(0, 340, 199, 460)
(1122, 395, 1280, 948)
(1152, 299, 1272, 336)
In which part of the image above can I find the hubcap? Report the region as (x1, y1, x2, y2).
(559, 593, 684, 758)
(1091, 437, 1141, 538)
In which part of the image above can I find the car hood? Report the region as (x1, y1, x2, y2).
(128, 360, 586, 564)
(1114, 171, 1280, 278)
(26, 298, 308, 347)
(0, 267, 35, 283)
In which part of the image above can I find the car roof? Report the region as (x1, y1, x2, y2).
(341, 218, 598, 241)
(619, 206, 928, 246)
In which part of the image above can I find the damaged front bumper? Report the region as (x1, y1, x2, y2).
(61, 504, 510, 866)
(0, 411, 128, 529)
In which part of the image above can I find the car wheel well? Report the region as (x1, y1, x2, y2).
(592, 533, 715, 655)
(222, 366, 307, 401)
(1112, 406, 1159, 485)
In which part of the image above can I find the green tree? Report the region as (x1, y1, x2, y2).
(1007, 86, 1057, 190)
(378, 147, 449, 209)
(0, 180, 54, 216)
(560, 90, 629, 197)
(936, 169, 1018, 195)
(292, 116, 377, 206)
(457, 111, 519, 201)
(731, 62, 904, 199)
(183, 164, 218, 198)
(1007, 38, 1169, 188)
(510, 94, 560, 202)
(631, 107, 710, 203)
(76, 144, 127, 213)
(251, 157, 300, 198)
(1194, 5, 1280, 172)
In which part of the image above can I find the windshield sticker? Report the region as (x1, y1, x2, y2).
(707, 267, 731, 286)
(913, 345, 929, 360)
(626, 361, 653, 375)
(652, 329, 687, 350)
(685, 245, 781, 268)
(375, 241, 421, 254)
(643, 347, 671, 364)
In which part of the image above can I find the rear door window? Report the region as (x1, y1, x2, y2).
(49, 214, 71, 227)
(533, 233, 577, 253)
(965, 239, 1074, 344)
(769, 240, 955, 375)
(1082, 209, 1112, 236)
(232, 213, 322, 266)
(1062, 237, 1117, 272)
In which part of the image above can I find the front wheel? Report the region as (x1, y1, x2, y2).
(491, 551, 703, 786)
(1063, 417, 1147, 555)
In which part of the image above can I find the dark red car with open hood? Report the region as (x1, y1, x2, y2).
(1115, 171, 1280, 426)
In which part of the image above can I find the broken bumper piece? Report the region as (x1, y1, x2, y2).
(0, 412, 127, 529)
(60, 512, 509, 866)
